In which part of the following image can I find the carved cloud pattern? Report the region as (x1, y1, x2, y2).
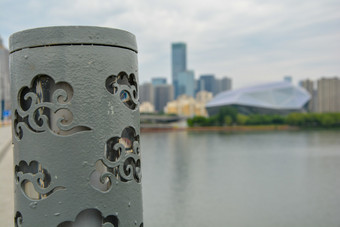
(14, 75, 91, 139)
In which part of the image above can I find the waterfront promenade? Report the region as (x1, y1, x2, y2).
(0, 125, 13, 226)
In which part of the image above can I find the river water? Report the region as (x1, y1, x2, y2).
(141, 130, 340, 227)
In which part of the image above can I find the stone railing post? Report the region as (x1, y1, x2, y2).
(10, 26, 143, 227)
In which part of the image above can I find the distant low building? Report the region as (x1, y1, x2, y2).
(206, 81, 311, 116)
(284, 75, 292, 83)
(164, 95, 209, 117)
(140, 102, 155, 113)
(196, 90, 213, 104)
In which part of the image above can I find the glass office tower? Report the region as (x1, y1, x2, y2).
(171, 43, 187, 98)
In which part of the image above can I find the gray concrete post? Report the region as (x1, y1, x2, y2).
(9, 26, 142, 227)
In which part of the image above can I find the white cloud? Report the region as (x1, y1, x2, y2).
(0, 0, 339, 88)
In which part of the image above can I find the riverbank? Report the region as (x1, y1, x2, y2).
(188, 125, 300, 132)
(141, 125, 300, 133)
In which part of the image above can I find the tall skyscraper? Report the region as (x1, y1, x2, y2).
(317, 77, 340, 113)
(178, 70, 195, 97)
(171, 42, 187, 98)
(154, 84, 174, 112)
(0, 36, 11, 120)
(151, 77, 167, 86)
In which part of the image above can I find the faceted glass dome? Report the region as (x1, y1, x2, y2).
(206, 82, 311, 115)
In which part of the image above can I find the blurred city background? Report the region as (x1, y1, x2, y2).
(1, 0, 340, 226)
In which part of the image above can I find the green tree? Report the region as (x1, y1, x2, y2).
(215, 106, 238, 126)
(320, 114, 335, 127)
(187, 116, 208, 127)
(236, 114, 248, 125)
(225, 116, 233, 125)
(286, 113, 306, 126)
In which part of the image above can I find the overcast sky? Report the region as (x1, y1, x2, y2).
(1, 0, 339, 88)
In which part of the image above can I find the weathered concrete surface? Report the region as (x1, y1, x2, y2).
(0, 125, 13, 226)
(10, 26, 142, 226)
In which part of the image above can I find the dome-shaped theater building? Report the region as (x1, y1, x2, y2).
(206, 82, 311, 116)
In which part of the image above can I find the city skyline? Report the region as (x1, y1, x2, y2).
(0, 0, 339, 89)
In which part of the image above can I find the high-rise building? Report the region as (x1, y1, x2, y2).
(194, 79, 200, 95)
(215, 77, 232, 95)
(154, 84, 174, 113)
(221, 77, 232, 91)
(151, 77, 167, 86)
(171, 43, 187, 98)
(139, 83, 154, 105)
(300, 79, 316, 112)
(178, 70, 195, 97)
(0, 36, 11, 120)
(199, 74, 216, 95)
(317, 77, 340, 113)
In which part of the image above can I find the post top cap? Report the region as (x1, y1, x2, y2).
(9, 26, 137, 53)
